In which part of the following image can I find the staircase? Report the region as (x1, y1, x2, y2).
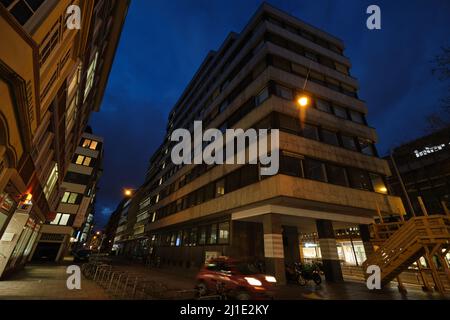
(363, 215, 450, 287)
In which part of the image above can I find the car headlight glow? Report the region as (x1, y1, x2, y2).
(265, 276, 277, 283)
(245, 277, 262, 286)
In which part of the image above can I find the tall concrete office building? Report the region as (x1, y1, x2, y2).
(0, 0, 129, 277)
(117, 4, 405, 283)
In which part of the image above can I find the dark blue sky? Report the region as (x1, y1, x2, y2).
(89, 0, 450, 228)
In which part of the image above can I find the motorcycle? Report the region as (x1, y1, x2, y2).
(293, 262, 322, 286)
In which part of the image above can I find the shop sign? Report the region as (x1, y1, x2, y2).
(414, 142, 450, 158)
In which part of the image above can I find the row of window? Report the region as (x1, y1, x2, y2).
(265, 32, 349, 75)
(156, 165, 259, 220)
(153, 154, 388, 222)
(260, 111, 376, 157)
(81, 138, 100, 151)
(279, 153, 388, 194)
(61, 191, 82, 205)
(74, 154, 95, 167)
(49, 213, 72, 226)
(270, 54, 358, 98)
(155, 221, 230, 247)
(263, 14, 344, 55)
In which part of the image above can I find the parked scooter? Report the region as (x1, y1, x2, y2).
(293, 262, 322, 286)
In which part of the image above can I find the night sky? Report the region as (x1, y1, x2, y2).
(89, 0, 450, 228)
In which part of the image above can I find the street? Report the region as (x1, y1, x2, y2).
(0, 262, 448, 300)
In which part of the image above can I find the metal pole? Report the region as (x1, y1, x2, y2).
(349, 235, 359, 267)
(390, 151, 416, 217)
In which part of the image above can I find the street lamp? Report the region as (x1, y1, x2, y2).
(297, 95, 310, 107)
(123, 188, 134, 197)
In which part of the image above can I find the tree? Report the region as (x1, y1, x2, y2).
(426, 46, 450, 132)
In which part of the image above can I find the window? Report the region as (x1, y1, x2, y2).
(50, 213, 71, 226)
(272, 56, 291, 72)
(275, 84, 293, 100)
(350, 110, 365, 124)
(316, 98, 332, 113)
(310, 70, 325, 84)
(347, 168, 371, 191)
(208, 224, 218, 245)
(370, 173, 388, 194)
(326, 77, 341, 91)
(82, 139, 99, 150)
(61, 192, 79, 204)
(321, 129, 339, 146)
(280, 155, 302, 177)
(341, 134, 358, 151)
(218, 222, 230, 244)
(43, 163, 58, 200)
(4, 0, 46, 25)
(75, 155, 92, 167)
(226, 170, 241, 193)
(302, 124, 319, 140)
(342, 83, 357, 97)
(305, 51, 318, 62)
(215, 179, 225, 197)
(292, 63, 308, 77)
(199, 227, 207, 245)
(84, 52, 99, 101)
(335, 63, 349, 75)
(326, 164, 348, 187)
(240, 165, 259, 186)
(358, 139, 375, 156)
(333, 105, 348, 119)
(303, 158, 326, 182)
(255, 87, 269, 105)
(279, 114, 300, 133)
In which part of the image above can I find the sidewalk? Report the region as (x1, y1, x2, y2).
(0, 263, 109, 300)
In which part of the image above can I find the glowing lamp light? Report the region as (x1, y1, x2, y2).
(124, 189, 133, 197)
(378, 187, 388, 194)
(297, 96, 309, 107)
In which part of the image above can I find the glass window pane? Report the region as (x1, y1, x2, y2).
(76, 155, 84, 165)
(303, 158, 326, 182)
(83, 157, 92, 166)
(90, 141, 98, 150)
(256, 87, 269, 105)
(275, 85, 293, 100)
(347, 168, 371, 190)
(350, 110, 365, 124)
(82, 139, 91, 148)
(359, 139, 375, 156)
(302, 124, 319, 140)
(218, 222, 230, 244)
(370, 173, 388, 194)
(51, 213, 61, 225)
(68, 193, 78, 204)
(208, 224, 218, 244)
(321, 129, 339, 146)
(341, 135, 358, 151)
(59, 214, 70, 226)
(326, 164, 348, 187)
(61, 192, 70, 203)
(333, 105, 348, 119)
(10, 1, 33, 25)
(215, 179, 225, 197)
(280, 155, 302, 177)
(199, 227, 207, 245)
(279, 114, 300, 133)
(316, 98, 332, 113)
